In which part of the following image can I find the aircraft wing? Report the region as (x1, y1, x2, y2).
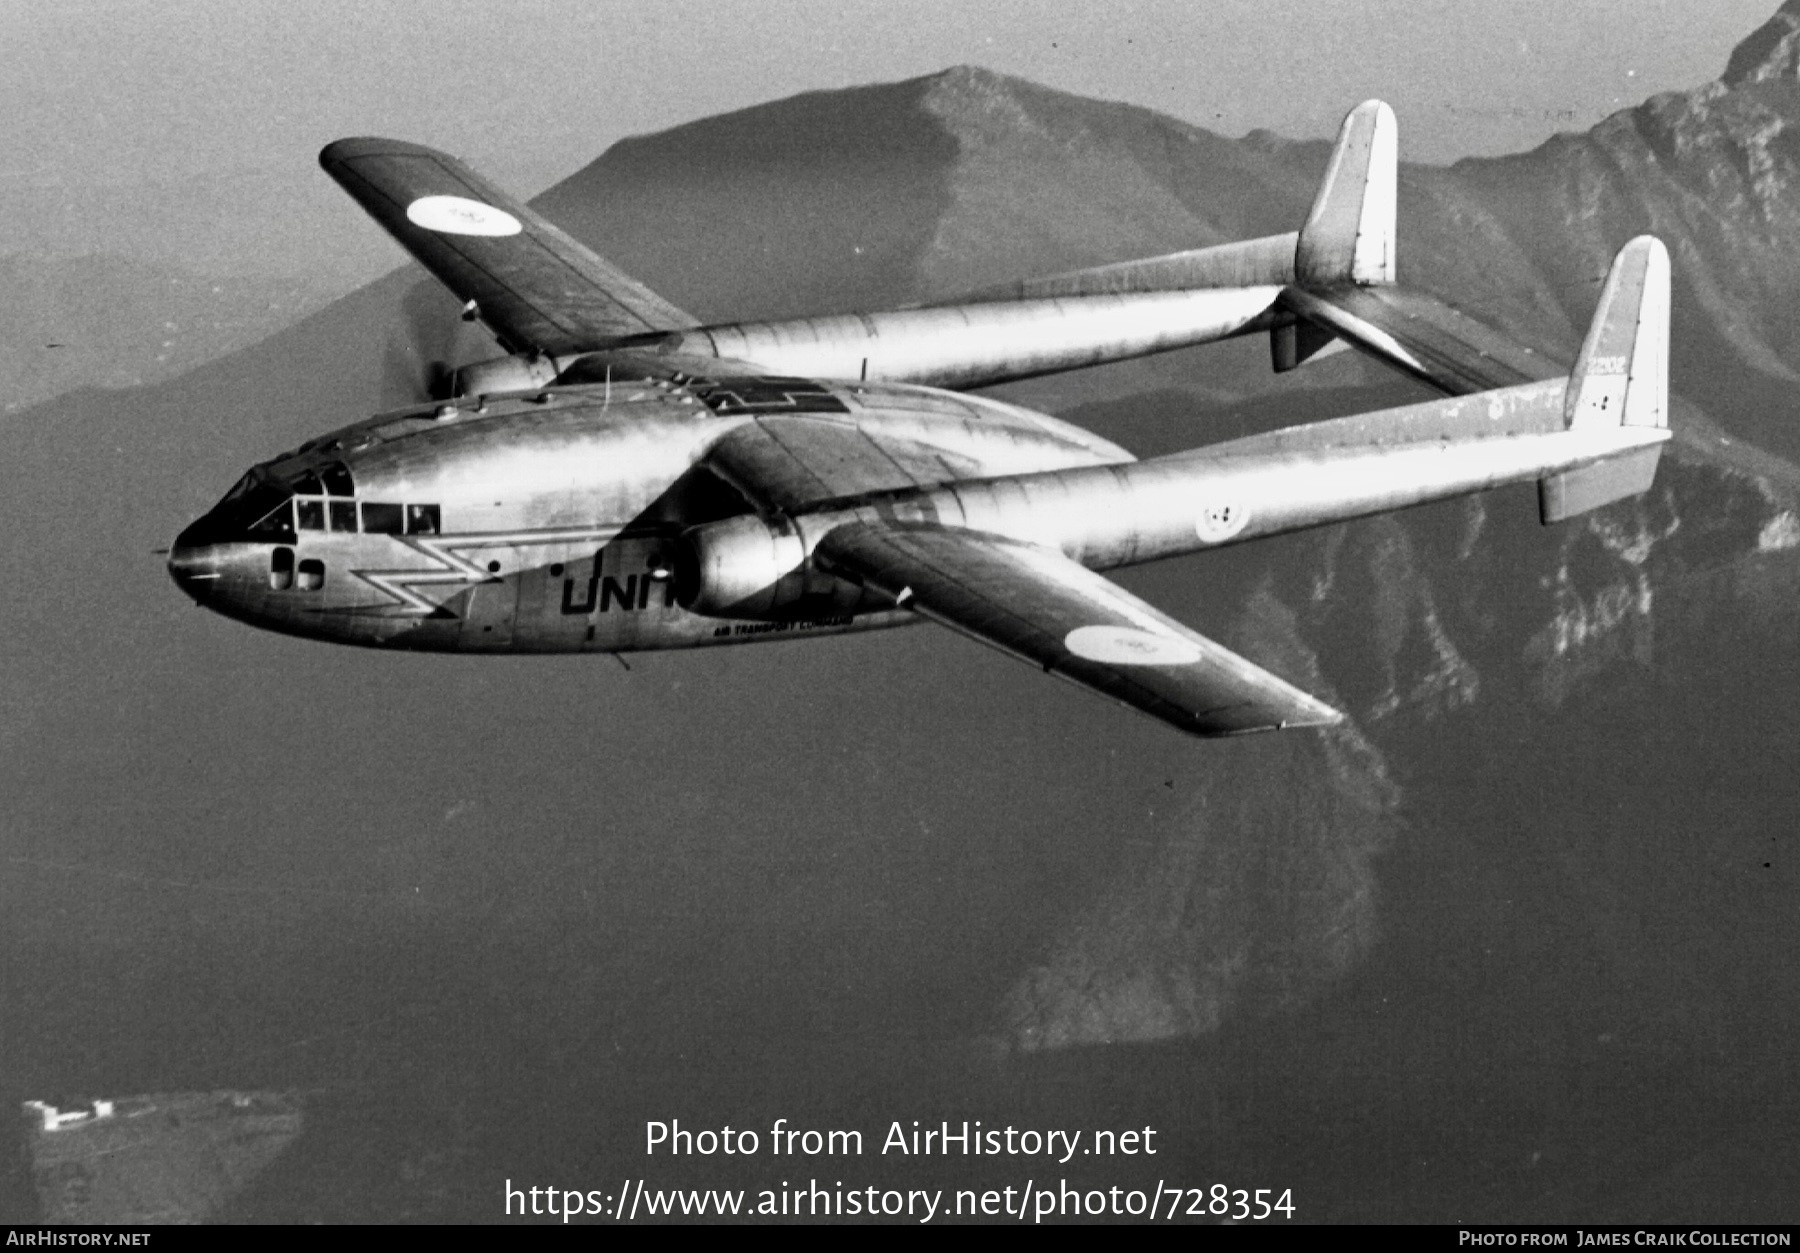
(705, 416, 991, 514)
(320, 138, 698, 356)
(1281, 284, 1565, 395)
(813, 522, 1343, 736)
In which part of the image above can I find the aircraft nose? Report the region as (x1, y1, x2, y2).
(166, 540, 223, 601)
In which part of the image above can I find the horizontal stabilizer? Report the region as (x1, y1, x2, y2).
(814, 522, 1342, 736)
(1540, 446, 1664, 523)
(1280, 285, 1562, 394)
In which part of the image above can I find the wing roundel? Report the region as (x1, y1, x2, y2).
(320, 137, 697, 356)
(814, 523, 1342, 737)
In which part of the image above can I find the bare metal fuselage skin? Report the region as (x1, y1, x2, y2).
(162, 116, 1672, 736)
(167, 362, 1659, 657)
(167, 373, 1135, 653)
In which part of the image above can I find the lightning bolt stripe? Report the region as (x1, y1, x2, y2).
(351, 525, 623, 615)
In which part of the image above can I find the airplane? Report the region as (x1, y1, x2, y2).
(167, 101, 1671, 736)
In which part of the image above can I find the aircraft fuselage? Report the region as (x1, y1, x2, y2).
(168, 364, 1664, 659)
(166, 371, 1132, 653)
(160, 114, 1673, 736)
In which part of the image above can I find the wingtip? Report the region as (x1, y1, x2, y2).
(1283, 706, 1348, 731)
(319, 136, 450, 170)
(1194, 699, 1346, 737)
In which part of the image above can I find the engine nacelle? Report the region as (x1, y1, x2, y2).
(675, 516, 870, 619)
(449, 353, 561, 398)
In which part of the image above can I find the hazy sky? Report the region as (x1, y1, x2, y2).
(7, 2, 1796, 1223)
(0, 0, 1779, 278)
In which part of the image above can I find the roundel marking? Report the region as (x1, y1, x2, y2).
(1064, 625, 1203, 667)
(1195, 500, 1251, 543)
(405, 195, 523, 237)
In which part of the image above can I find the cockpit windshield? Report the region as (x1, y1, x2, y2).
(180, 459, 438, 548)
(178, 468, 297, 546)
(219, 471, 258, 504)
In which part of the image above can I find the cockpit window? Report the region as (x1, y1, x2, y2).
(362, 502, 404, 534)
(186, 461, 388, 546)
(406, 504, 440, 535)
(248, 497, 296, 541)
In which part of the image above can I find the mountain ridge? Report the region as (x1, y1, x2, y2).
(0, 253, 342, 415)
(7, 15, 1799, 1221)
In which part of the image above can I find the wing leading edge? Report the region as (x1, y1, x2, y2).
(813, 523, 1342, 737)
(324, 103, 1537, 397)
(320, 138, 697, 356)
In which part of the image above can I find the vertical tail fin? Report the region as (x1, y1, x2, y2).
(1294, 100, 1398, 289)
(1540, 236, 1673, 522)
(943, 97, 1400, 308)
(1564, 236, 1671, 431)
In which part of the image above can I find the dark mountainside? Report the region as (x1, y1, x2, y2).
(6, 11, 1800, 1224)
(0, 254, 339, 415)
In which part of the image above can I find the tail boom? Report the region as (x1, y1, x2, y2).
(683, 100, 1402, 389)
(775, 237, 1675, 572)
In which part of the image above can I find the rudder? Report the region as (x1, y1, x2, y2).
(1294, 100, 1398, 288)
(1564, 235, 1671, 432)
(1541, 236, 1672, 523)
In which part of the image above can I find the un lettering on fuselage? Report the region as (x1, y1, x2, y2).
(561, 571, 677, 616)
